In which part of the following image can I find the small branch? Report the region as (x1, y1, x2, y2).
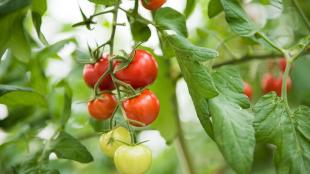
(291, 0, 310, 31)
(255, 32, 286, 54)
(212, 53, 282, 68)
(109, 0, 121, 56)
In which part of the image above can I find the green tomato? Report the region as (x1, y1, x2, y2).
(114, 145, 152, 174)
(99, 127, 131, 157)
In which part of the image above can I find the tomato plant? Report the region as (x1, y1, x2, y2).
(115, 50, 158, 89)
(114, 145, 152, 174)
(123, 89, 160, 126)
(141, 0, 166, 10)
(1, 0, 310, 174)
(99, 127, 132, 157)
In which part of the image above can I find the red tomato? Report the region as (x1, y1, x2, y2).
(88, 93, 117, 120)
(278, 58, 287, 72)
(243, 81, 253, 100)
(115, 50, 158, 89)
(83, 54, 115, 90)
(141, 0, 166, 10)
(262, 73, 277, 93)
(274, 76, 292, 96)
(122, 89, 160, 127)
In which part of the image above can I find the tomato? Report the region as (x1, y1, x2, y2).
(274, 76, 292, 96)
(114, 145, 152, 174)
(243, 81, 253, 100)
(99, 127, 132, 157)
(123, 89, 159, 127)
(278, 58, 287, 72)
(88, 93, 117, 120)
(115, 50, 158, 89)
(83, 54, 115, 90)
(141, 0, 166, 10)
(262, 73, 277, 93)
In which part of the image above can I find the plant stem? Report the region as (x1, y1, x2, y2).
(175, 113, 196, 174)
(256, 32, 286, 54)
(109, 0, 121, 56)
(291, 0, 310, 31)
(281, 58, 291, 111)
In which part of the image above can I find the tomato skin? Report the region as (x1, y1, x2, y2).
(83, 55, 115, 90)
(88, 93, 117, 120)
(123, 89, 159, 127)
(262, 73, 277, 93)
(99, 127, 132, 158)
(243, 81, 253, 100)
(141, 0, 166, 10)
(274, 76, 292, 96)
(278, 58, 287, 72)
(114, 145, 152, 174)
(115, 50, 158, 89)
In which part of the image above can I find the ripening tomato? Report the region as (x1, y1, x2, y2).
(262, 73, 277, 93)
(83, 54, 115, 90)
(115, 50, 158, 89)
(123, 89, 159, 127)
(243, 81, 253, 100)
(141, 0, 166, 10)
(278, 58, 287, 72)
(99, 127, 132, 158)
(114, 145, 152, 174)
(88, 93, 117, 120)
(274, 76, 292, 96)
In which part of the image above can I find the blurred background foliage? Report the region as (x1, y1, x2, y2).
(0, 0, 310, 173)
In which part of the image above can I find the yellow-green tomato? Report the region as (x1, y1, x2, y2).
(114, 145, 152, 174)
(99, 127, 131, 157)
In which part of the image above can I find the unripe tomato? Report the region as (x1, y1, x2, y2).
(278, 58, 287, 72)
(115, 50, 158, 89)
(243, 81, 253, 100)
(114, 145, 152, 174)
(141, 0, 166, 10)
(99, 127, 132, 157)
(262, 73, 277, 93)
(123, 89, 159, 127)
(274, 76, 292, 96)
(83, 55, 115, 90)
(88, 93, 117, 120)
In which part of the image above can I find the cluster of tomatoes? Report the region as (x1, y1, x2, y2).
(83, 49, 159, 174)
(243, 58, 292, 100)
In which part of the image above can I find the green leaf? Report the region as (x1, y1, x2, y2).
(220, 0, 257, 37)
(31, 0, 48, 45)
(88, 0, 117, 5)
(0, 11, 24, 58)
(154, 7, 188, 37)
(209, 95, 255, 174)
(208, 0, 223, 18)
(51, 131, 94, 163)
(130, 20, 151, 42)
(37, 38, 76, 58)
(150, 56, 178, 144)
(212, 67, 250, 108)
(0, 85, 47, 107)
(0, 0, 31, 16)
(167, 34, 218, 137)
(7, 15, 31, 63)
(56, 80, 73, 128)
(184, 0, 196, 18)
(253, 93, 310, 174)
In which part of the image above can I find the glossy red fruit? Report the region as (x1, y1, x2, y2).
(141, 0, 166, 10)
(83, 54, 114, 90)
(123, 89, 160, 127)
(262, 73, 277, 93)
(278, 58, 287, 72)
(115, 50, 158, 89)
(88, 93, 117, 120)
(243, 81, 253, 100)
(274, 76, 292, 96)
